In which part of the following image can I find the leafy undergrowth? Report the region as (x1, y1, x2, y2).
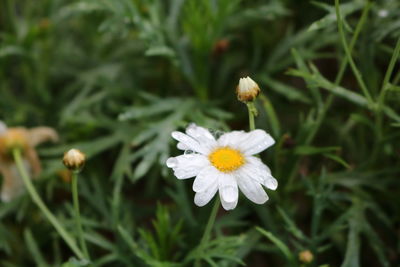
(0, 0, 399, 266)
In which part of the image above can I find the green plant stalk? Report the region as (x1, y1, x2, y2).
(335, 2, 371, 85)
(285, 2, 370, 191)
(372, 37, 400, 162)
(393, 69, 400, 85)
(5, 0, 16, 32)
(335, 0, 374, 107)
(307, 0, 370, 145)
(194, 198, 221, 267)
(12, 149, 85, 260)
(247, 101, 258, 131)
(71, 171, 90, 259)
(378, 37, 400, 106)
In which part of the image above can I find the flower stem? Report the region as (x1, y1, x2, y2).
(194, 198, 220, 267)
(335, 0, 374, 107)
(247, 101, 258, 131)
(285, 1, 370, 192)
(379, 37, 400, 106)
(71, 171, 90, 259)
(12, 149, 85, 260)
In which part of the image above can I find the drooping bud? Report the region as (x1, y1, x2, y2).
(236, 76, 260, 102)
(0, 128, 29, 160)
(298, 250, 314, 264)
(63, 149, 86, 172)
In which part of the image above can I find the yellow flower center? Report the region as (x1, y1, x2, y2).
(208, 147, 245, 173)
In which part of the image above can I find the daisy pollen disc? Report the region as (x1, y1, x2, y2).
(209, 147, 244, 173)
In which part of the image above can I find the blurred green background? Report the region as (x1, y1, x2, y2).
(0, 0, 399, 266)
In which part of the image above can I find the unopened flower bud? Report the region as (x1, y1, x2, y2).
(212, 39, 230, 57)
(236, 76, 260, 102)
(298, 250, 314, 264)
(63, 149, 85, 172)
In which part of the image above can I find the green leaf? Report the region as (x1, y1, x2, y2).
(287, 67, 368, 107)
(259, 77, 311, 104)
(295, 145, 341, 155)
(61, 258, 90, 267)
(255, 227, 295, 263)
(324, 154, 351, 169)
(308, 1, 362, 32)
(341, 202, 363, 267)
(259, 94, 281, 138)
(277, 207, 308, 241)
(24, 229, 49, 267)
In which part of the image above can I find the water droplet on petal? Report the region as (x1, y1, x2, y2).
(184, 150, 195, 155)
(166, 158, 177, 168)
(263, 177, 278, 190)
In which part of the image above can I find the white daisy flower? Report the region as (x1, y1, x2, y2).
(166, 123, 277, 210)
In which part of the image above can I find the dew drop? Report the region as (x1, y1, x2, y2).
(166, 158, 177, 168)
(184, 150, 195, 155)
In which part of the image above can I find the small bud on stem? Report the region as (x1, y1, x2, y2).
(236, 76, 260, 103)
(63, 149, 86, 172)
(298, 250, 314, 263)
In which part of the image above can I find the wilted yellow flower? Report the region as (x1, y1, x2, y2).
(236, 76, 261, 102)
(0, 121, 58, 202)
(63, 149, 86, 172)
(0, 128, 29, 160)
(298, 250, 314, 263)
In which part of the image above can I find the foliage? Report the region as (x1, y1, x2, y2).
(0, 0, 400, 266)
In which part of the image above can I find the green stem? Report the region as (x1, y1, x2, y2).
(194, 198, 220, 267)
(285, 2, 370, 191)
(378, 37, 400, 106)
(247, 102, 257, 131)
(372, 37, 400, 162)
(12, 149, 85, 260)
(335, 0, 374, 107)
(72, 171, 89, 259)
(335, 2, 371, 85)
(393, 69, 400, 85)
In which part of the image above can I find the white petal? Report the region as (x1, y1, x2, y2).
(177, 142, 190, 151)
(217, 129, 274, 155)
(194, 181, 218, 207)
(218, 173, 238, 206)
(217, 131, 245, 149)
(239, 130, 275, 155)
(264, 176, 278, 190)
(171, 131, 209, 154)
(220, 193, 238, 210)
(236, 170, 269, 204)
(193, 166, 218, 192)
(0, 121, 7, 136)
(238, 77, 258, 93)
(243, 157, 278, 190)
(186, 123, 217, 149)
(166, 154, 208, 179)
